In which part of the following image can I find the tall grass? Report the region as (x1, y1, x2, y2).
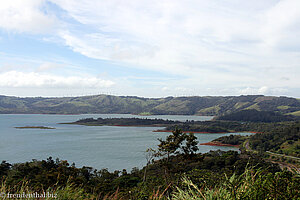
(0, 180, 97, 200)
(171, 168, 299, 200)
(1, 168, 298, 199)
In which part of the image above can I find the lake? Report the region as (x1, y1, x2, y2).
(0, 114, 253, 171)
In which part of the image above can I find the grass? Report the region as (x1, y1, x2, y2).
(1, 167, 299, 200)
(234, 102, 250, 109)
(0, 180, 96, 200)
(277, 105, 290, 110)
(279, 139, 300, 157)
(245, 103, 260, 111)
(138, 112, 152, 116)
(197, 105, 220, 115)
(171, 167, 299, 200)
(287, 110, 300, 116)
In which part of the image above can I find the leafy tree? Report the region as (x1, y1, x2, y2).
(157, 129, 199, 160)
(157, 128, 185, 161)
(0, 161, 11, 177)
(181, 133, 199, 156)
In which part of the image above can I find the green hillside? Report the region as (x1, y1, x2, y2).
(0, 94, 300, 116)
(215, 109, 298, 122)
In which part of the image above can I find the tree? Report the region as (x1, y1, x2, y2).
(182, 133, 199, 156)
(157, 128, 185, 161)
(143, 148, 156, 182)
(157, 128, 199, 160)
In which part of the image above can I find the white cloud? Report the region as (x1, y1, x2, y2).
(261, 0, 300, 49)
(0, 71, 114, 88)
(48, 0, 300, 77)
(238, 86, 288, 96)
(258, 86, 269, 94)
(0, 0, 58, 33)
(1, 0, 300, 97)
(36, 62, 63, 72)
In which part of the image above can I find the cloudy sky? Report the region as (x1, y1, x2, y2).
(0, 0, 299, 98)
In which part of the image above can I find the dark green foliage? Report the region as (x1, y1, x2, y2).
(216, 109, 297, 122)
(173, 168, 300, 200)
(249, 121, 300, 157)
(0, 151, 283, 199)
(157, 129, 198, 159)
(165, 122, 230, 133)
(213, 134, 247, 145)
(182, 133, 199, 155)
(0, 161, 11, 177)
(74, 117, 179, 126)
(157, 128, 186, 159)
(165, 120, 298, 133)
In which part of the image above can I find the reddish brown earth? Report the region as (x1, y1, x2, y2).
(153, 130, 227, 134)
(199, 141, 240, 148)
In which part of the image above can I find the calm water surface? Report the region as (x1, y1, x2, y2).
(0, 114, 252, 171)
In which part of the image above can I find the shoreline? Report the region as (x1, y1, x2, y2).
(153, 130, 227, 134)
(113, 124, 167, 127)
(199, 141, 240, 147)
(15, 126, 56, 129)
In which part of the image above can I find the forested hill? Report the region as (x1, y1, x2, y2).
(215, 110, 299, 122)
(0, 94, 300, 116)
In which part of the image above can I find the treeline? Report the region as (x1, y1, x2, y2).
(165, 123, 229, 133)
(73, 117, 179, 126)
(216, 109, 297, 122)
(164, 120, 294, 133)
(209, 120, 300, 158)
(0, 151, 286, 199)
(213, 135, 248, 145)
(249, 121, 300, 157)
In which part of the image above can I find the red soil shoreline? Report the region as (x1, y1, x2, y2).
(113, 125, 165, 127)
(199, 141, 240, 148)
(153, 130, 261, 134)
(153, 130, 227, 134)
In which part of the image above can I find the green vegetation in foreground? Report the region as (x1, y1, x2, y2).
(1, 153, 294, 200)
(14, 126, 55, 129)
(1, 164, 298, 200)
(1, 128, 299, 199)
(1, 94, 300, 116)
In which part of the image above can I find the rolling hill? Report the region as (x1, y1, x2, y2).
(0, 94, 299, 116)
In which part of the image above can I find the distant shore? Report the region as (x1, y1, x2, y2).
(200, 141, 239, 147)
(153, 129, 227, 134)
(15, 126, 56, 129)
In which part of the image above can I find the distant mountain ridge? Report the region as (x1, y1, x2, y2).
(0, 94, 299, 116)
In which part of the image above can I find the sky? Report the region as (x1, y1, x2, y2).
(0, 0, 300, 98)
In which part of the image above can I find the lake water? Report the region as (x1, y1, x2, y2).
(0, 114, 253, 171)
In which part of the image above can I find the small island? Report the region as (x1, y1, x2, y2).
(15, 126, 56, 129)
